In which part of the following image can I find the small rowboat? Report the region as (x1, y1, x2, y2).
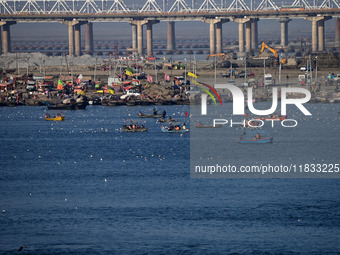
(236, 137, 273, 144)
(122, 126, 148, 132)
(195, 124, 222, 128)
(254, 115, 287, 121)
(159, 118, 178, 123)
(138, 113, 163, 118)
(45, 116, 65, 121)
(161, 127, 189, 133)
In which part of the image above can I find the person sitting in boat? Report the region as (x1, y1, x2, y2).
(45, 113, 50, 118)
(198, 122, 202, 126)
(169, 124, 174, 131)
(175, 126, 180, 131)
(57, 113, 61, 117)
(137, 125, 140, 129)
(141, 124, 144, 128)
(182, 124, 186, 130)
(153, 107, 157, 115)
(162, 110, 166, 118)
(255, 132, 261, 140)
(138, 111, 143, 116)
(128, 124, 133, 130)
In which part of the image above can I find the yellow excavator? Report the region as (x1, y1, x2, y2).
(259, 42, 287, 64)
(206, 53, 230, 61)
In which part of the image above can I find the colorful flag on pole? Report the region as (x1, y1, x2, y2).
(126, 67, 134, 73)
(57, 80, 63, 90)
(76, 74, 83, 85)
(147, 75, 154, 83)
(125, 70, 133, 76)
(187, 72, 198, 78)
(164, 73, 170, 81)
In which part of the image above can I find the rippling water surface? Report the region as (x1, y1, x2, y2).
(0, 105, 339, 254)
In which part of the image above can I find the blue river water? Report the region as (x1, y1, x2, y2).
(0, 105, 339, 254)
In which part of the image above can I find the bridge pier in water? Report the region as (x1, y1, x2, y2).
(0, 21, 16, 54)
(279, 17, 291, 48)
(167, 21, 176, 51)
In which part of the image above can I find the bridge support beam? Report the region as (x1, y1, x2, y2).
(130, 20, 148, 56)
(216, 20, 229, 54)
(131, 24, 137, 50)
(167, 21, 176, 51)
(245, 21, 252, 54)
(62, 20, 85, 57)
(336, 17, 340, 48)
(146, 20, 159, 57)
(305, 16, 331, 52)
(251, 19, 259, 50)
(85, 22, 94, 54)
(232, 18, 251, 56)
(203, 18, 228, 55)
(318, 17, 331, 52)
(74, 24, 81, 56)
(0, 21, 16, 54)
(279, 17, 291, 48)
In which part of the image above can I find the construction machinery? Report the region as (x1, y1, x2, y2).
(258, 42, 287, 64)
(206, 53, 230, 61)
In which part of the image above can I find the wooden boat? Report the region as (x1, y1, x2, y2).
(122, 125, 147, 132)
(45, 115, 65, 121)
(159, 118, 178, 123)
(161, 127, 189, 133)
(254, 115, 287, 121)
(195, 124, 222, 128)
(47, 104, 76, 110)
(138, 113, 163, 118)
(236, 137, 273, 144)
(47, 103, 86, 110)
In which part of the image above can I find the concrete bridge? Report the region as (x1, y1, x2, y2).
(0, 0, 340, 56)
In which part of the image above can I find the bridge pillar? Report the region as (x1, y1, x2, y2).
(336, 17, 340, 48)
(279, 17, 291, 48)
(317, 17, 331, 52)
(68, 23, 74, 56)
(232, 18, 250, 56)
(0, 21, 16, 54)
(74, 24, 81, 56)
(209, 23, 216, 54)
(245, 21, 252, 54)
(85, 22, 94, 54)
(62, 20, 82, 56)
(216, 20, 229, 54)
(305, 16, 331, 52)
(146, 20, 159, 57)
(131, 24, 137, 50)
(167, 21, 176, 51)
(203, 18, 228, 55)
(251, 19, 259, 50)
(130, 20, 149, 56)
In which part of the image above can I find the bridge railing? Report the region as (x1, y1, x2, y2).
(0, 0, 339, 15)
